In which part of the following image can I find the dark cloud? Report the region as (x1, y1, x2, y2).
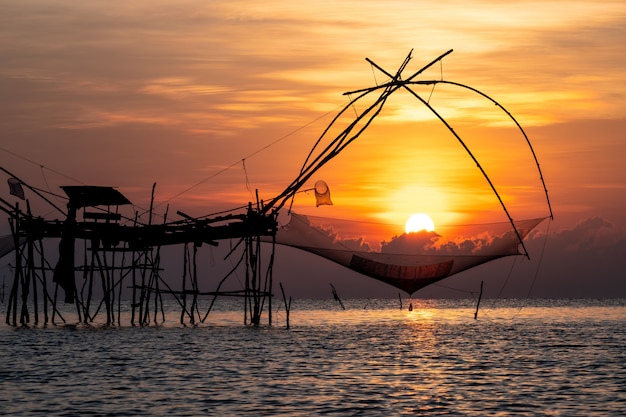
(380, 229, 522, 257)
(414, 217, 626, 299)
(522, 217, 626, 298)
(270, 216, 626, 299)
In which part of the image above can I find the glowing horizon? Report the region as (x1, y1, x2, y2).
(405, 213, 436, 234)
(0, 0, 624, 234)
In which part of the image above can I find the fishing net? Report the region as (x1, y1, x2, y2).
(274, 212, 547, 294)
(261, 51, 553, 297)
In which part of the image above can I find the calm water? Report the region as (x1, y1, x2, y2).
(1, 298, 625, 416)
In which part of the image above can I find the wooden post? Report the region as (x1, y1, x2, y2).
(130, 213, 137, 326)
(8, 206, 20, 326)
(38, 240, 49, 325)
(330, 283, 345, 310)
(180, 243, 188, 325)
(474, 281, 484, 320)
(28, 237, 37, 325)
(279, 282, 291, 329)
(191, 244, 198, 325)
(267, 224, 275, 327)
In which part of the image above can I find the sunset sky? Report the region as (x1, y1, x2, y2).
(1, 0, 625, 298)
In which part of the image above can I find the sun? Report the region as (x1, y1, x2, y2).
(405, 213, 435, 234)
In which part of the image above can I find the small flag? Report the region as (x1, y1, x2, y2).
(314, 180, 332, 207)
(7, 178, 25, 200)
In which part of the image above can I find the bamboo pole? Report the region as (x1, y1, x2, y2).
(139, 250, 149, 325)
(154, 250, 166, 324)
(474, 281, 484, 320)
(153, 263, 159, 325)
(180, 243, 188, 325)
(38, 240, 49, 324)
(191, 244, 198, 325)
(29, 237, 37, 325)
(51, 277, 59, 325)
(85, 238, 97, 323)
(244, 235, 250, 325)
(156, 205, 168, 324)
(131, 212, 139, 326)
(279, 282, 291, 329)
(9, 207, 20, 326)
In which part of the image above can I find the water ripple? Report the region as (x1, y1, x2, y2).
(1, 299, 625, 416)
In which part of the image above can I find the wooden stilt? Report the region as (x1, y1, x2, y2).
(474, 281, 484, 320)
(279, 282, 291, 329)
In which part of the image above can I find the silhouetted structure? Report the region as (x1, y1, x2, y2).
(1, 183, 276, 326)
(1, 49, 553, 327)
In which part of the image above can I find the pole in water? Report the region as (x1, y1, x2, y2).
(330, 283, 345, 310)
(474, 281, 484, 320)
(279, 282, 291, 329)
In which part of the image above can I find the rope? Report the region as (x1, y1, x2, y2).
(347, 93, 359, 117)
(426, 83, 436, 104)
(431, 281, 474, 295)
(40, 165, 53, 195)
(522, 220, 552, 300)
(477, 219, 553, 321)
(242, 159, 251, 192)
(151, 104, 343, 212)
(494, 256, 519, 301)
(439, 58, 444, 80)
(0, 146, 85, 185)
(425, 58, 443, 104)
(370, 62, 379, 86)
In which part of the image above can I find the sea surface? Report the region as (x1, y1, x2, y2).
(1, 298, 625, 416)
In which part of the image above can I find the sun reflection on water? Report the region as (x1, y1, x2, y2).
(1, 299, 625, 416)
